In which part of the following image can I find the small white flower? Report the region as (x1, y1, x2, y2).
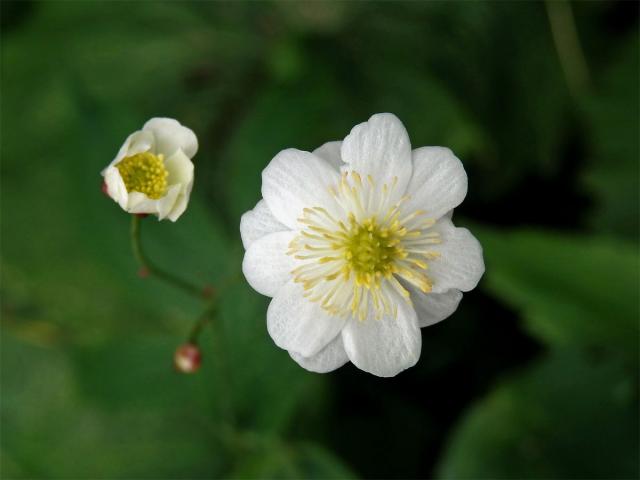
(241, 113, 484, 377)
(102, 118, 198, 221)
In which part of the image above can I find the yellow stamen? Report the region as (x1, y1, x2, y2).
(116, 152, 168, 199)
(287, 170, 439, 321)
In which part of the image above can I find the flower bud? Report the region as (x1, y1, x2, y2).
(174, 343, 201, 373)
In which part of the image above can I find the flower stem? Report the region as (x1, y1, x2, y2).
(130, 215, 205, 299)
(188, 302, 217, 344)
(545, 0, 591, 98)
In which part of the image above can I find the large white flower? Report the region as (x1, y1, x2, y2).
(102, 118, 198, 221)
(241, 113, 484, 377)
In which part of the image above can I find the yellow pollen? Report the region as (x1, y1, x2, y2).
(344, 217, 400, 282)
(288, 169, 441, 321)
(116, 152, 168, 199)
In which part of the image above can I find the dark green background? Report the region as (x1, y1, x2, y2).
(1, 1, 638, 478)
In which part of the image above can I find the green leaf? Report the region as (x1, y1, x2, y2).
(343, 2, 571, 197)
(437, 350, 639, 478)
(475, 226, 639, 360)
(229, 438, 357, 479)
(363, 64, 486, 162)
(224, 70, 353, 220)
(1, 334, 223, 478)
(581, 37, 639, 240)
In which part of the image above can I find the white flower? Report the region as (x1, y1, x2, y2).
(240, 113, 484, 377)
(102, 118, 198, 221)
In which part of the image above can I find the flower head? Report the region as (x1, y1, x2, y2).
(102, 118, 198, 221)
(241, 113, 484, 377)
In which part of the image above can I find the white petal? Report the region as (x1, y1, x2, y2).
(261, 149, 340, 229)
(289, 335, 349, 373)
(124, 181, 181, 218)
(166, 183, 193, 222)
(403, 147, 468, 221)
(164, 149, 194, 186)
(342, 293, 421, 377)
(267, 280, 347, 357)
(143, 117, 198, 159)
(156, 185, 182, 220)
(242, 231, 297, 297)
(340, 113, 412, 202)
(162, 149, 194, 222)
(240, 199, 288, 250)
(429, 218, 485, 293)
(108, 130, 155, 168)
(127, 192, 162, 215)
(312, 141, 343, 171)
(103, 166, 128, 209)
(408, 285, 463, 328)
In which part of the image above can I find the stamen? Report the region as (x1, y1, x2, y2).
(116, 152, 168, 199)
(288, 170, 438, 321)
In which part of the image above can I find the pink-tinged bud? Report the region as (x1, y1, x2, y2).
(138, 267, 150, 278)
(101, 181, 109, 197)
(174, 343, 201, 373)
(134, 213, 149, 219)
(202, 285, 215, 300)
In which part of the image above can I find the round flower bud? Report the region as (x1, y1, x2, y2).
(174, 343, 201, 373)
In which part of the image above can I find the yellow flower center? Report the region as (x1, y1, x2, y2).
(116, 152, 168, 199)
(288, 171, 441, 321)
(344, 216, 403, 283)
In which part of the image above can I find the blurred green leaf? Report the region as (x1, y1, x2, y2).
(581, 36, 639, 240)
(1, 334, 223, 478)
(230, 438, 356, 479)
(1, 2, 260, 103)
(274, 1, 352, 34)
(437, 350, 639, 478)
(475, 227, 639, 361)
(346, 2, 571, 196)
(224, 69, 353, 219)
(363, 63, 486, 161)
(216, 282, 326, 434)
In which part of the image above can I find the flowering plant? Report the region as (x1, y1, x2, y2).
(241, 113, 484, 377)
(102, 118, 197, 222)
(102, 114, 483, 377)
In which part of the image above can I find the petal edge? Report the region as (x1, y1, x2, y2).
(289, 335, 349, 373)
(268, 280, 347, 357)
(342, 295, 421, 377)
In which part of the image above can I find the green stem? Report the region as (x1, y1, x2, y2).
(545, 0, 591, 98)
(130, 215, 204, 299)
(188, 302, 217, 344)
